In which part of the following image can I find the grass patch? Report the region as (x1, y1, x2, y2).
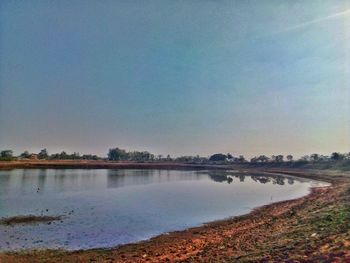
(310, 206, 350, 232)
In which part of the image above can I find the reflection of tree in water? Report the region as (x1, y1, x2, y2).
(250, 175, 271, 184)
(206, 171, 295, 185)
(207, 173, 230, 183)
(20, 169, 49, 192)
(107, 169, 156, 188)
(273, 176, 285, 185)
(250, 174, 287, 185)
(205, 171, 240, 183)
(238, 174, 245, 182)
(37, 169, 47, 193)
(107, 169, 297, 188)
(0, 171, 11, 194)
(288, 178, 294, 185)
(107, 169, 204, 188)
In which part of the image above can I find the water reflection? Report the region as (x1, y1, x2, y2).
(0, 169, 100, 194)
(37, 169, 47, 194)
(105, 169, 296, 188)
(106, 169, 294, 189)
(202, 171, 295, 185)
(107, 169, 202, 188)
(0, 172, 11, 195)
(0, 169, 326, 252)
(0, 169, 297, 194)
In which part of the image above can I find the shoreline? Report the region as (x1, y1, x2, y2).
(0, 161, 349, 262)
(0, 160, 231, 170)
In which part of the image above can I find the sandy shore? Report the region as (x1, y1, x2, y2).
(0, 161, 349, 262)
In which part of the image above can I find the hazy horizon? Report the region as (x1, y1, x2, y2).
(1, 1, 349, 158)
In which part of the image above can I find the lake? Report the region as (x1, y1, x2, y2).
(0, 169, 328, 251)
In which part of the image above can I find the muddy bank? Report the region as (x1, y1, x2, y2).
(1, 159, 349, 171)
(0, 160, 224, 170)
(0, 167, 349, 262)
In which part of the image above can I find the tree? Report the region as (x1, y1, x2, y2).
(59, 151, 68, 160)
(319, 155, 329, 161)
(108, 148, 128, 161)
(20, 150, 31, 159)
(227, 153, 234, 161)
(38, 149, 48, 159)
(71, 152, 80, 160)
(209, 153, 227, 162)
(175, 156, 191, 163)
(250, 157, 258, 163)
(345, 153, 350, 160)
(310, 153, 320, 162)
(192, 155, 202, 163)
(275, 155, 284, 162)
(237, 155, 246, 162)
(128, 151, 152, 162)
(0, 150, 14, 161)
(331, 152, 344, 161)
(257, 155, 269, 163)
(271, 155, 283, 162)
(81, 154, 99, 160)
(286, 155, 293, 162)
(300, 155, 310, 161)
(0, 150, 13, 158)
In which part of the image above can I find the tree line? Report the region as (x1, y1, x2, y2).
(1, 147, 349, 166)
(0, 149, 99, 161)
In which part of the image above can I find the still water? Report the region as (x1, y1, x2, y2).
(0, 169, 328, 251)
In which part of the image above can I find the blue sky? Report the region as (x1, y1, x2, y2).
(0, 0, 349, 157)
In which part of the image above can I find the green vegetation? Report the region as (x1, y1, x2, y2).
(1, 147, 350, 170)
(108, 148, 154, 162)
(16, 149, 100, 160)
(19, 150, 30, 159)
(209, 153, 228, 162)
(0, 150, 15, 161)
(38, 148, 48, 159)
(48, 151, 99, 160)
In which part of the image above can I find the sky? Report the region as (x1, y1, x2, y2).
(0, 0, 349, 158)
